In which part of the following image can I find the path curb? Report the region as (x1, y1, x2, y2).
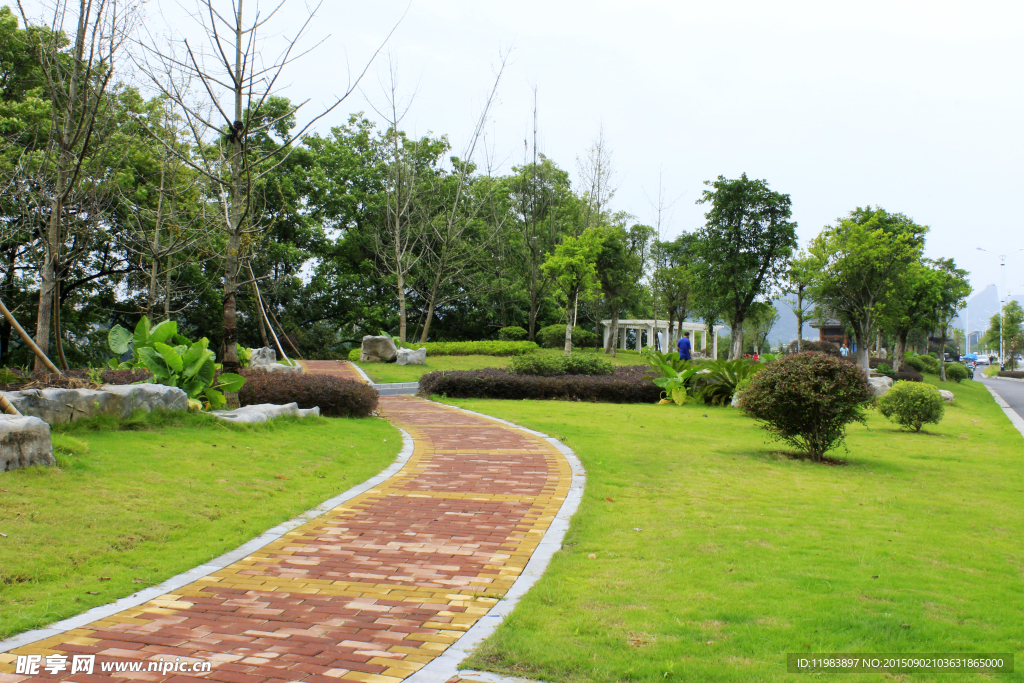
(406, 404, 586, 683)
(0, 425, 416, 655)
(982, 380, 1024, 439)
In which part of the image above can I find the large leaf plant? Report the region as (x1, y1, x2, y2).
(108, 317, 246, 410)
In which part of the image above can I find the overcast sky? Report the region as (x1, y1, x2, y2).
(29, 0, 1024, 297)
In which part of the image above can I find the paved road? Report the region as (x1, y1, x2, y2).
(977, 373, 1024, 422)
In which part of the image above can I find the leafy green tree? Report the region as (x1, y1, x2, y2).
(984, 300, 1024, 370)
(928, 258, 971, 381)
(807, 208, 925, 374)
(875, 259, 940, 372)
(694, 174, 797, 360)
(746, 301, 779, 354)
(652, 233, 697, 352)
(542, 228, 603, 354)
(783, 251, 814, 351)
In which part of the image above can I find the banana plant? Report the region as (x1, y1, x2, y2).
(107, 317, 246, 410)
(695, 359, 762, 405)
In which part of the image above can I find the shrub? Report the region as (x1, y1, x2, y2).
(419, 366, 659, 403)
(903, 356, 926, 373)
(536, 324, 597, 349)
(894, 369, 924, 383)
(741, 352, 873, 461)
(787, 339, 840, 356)
(944, 364, 969, 383)
(498, 326, 528, 341)
(238, 369, 377, 417)
(877, 362, 893, 375)
(348, 347, 360, 362)
(877, 381, 945, 432)
(915, 355, 939, 374)
(509, 353, 612, 377)
(999, 370, 1024, 379)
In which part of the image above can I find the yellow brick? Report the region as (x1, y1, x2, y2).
(370, 658, 423, 671)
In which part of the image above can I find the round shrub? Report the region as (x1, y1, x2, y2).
(944, 363, 969, 383)
(786, 339, 840, 356)
(538, 324, 597, 349)
(509, 352, 612, 377)
(903, 356, 925, 373)
(741, 352, 873, 461)
(498, 326, 528, 341)
(877, 381, 944, 432)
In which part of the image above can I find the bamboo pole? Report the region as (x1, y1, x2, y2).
(247, 264, 289, 365)
(0, 394, 21, 416)
(0, 298, 62, 375)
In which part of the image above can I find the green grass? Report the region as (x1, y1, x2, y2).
(0, 410, 398, 638)
(447, 377, 1024, 682)
(355, 347, 647, 384)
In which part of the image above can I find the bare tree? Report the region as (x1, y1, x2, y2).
(409, 52, 509, 342)
(576, 124, 618, 231)
(16, 0, 139, 369)
(138, 0, 393, 379)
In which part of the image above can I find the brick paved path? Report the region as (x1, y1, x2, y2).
(299, 361, 367, 384)
(0, 394, 571, 683)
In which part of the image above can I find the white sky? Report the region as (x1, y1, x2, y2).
(25, 0, 1024, 296)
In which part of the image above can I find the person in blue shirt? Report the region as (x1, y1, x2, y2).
(677, 331, 692, 360)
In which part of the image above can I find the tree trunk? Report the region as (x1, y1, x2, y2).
(0, 249, 14, 363)
(730, 318, 744, 360)
(605, 306, 619, 358)
(396, 268, 407, 344)
(563, 291, 575, 355)
(34, 198, 60, 370)
(855, 322, 871, 376)
(939, 326, 948, 381)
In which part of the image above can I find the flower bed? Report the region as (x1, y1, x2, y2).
(418, 366, 660, 403)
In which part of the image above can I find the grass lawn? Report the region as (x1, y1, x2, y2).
(0, 411, 398, 639)
(446, 377, 1024, 683)
(355, 347, 648, 384)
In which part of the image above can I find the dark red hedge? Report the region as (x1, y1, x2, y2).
(239, 369, 378, 417)
(418, 366, 660, 403)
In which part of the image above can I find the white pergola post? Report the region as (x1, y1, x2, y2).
(712, 327, 718, 360)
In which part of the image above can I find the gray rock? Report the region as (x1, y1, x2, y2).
(250, 347, 277, 367)
(868, 376, 893, 398)
(360, 335, 398, 363)
(396, 347, 427, 366)
(939, 389, 955, 403)
(101, 384, 189, 415)
(0, 415, 54, 471)
(1, 384, 188, 424)
(212, 402, 319, 423)
(261, 361, 303, 375)
(730, 391, 744, 408)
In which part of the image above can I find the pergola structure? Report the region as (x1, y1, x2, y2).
(600, 319, 726, 358)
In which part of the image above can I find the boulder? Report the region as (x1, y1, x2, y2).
(1, 385, 188, 424)
(263, 362, 304, 375)
(101, 384, 189, 415)
(0, 415, 54, 471)
(360, 335, 398, 363)
(212, 402, 319, 423)
(868, 376, 893, 398)
(250, 347, 277, 367)
(939, 389, 955, 403)
(730, 391, 744, 408)
(396, 347, 427, 366)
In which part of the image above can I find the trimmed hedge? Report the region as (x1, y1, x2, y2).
(509, 352, 613, 377)
(894, 369, 924, 383)
(418, 366, 659, 403)
(349, 340, 539, 361)
(999, 371, 1024, 379)
(239, 369, 377, 417)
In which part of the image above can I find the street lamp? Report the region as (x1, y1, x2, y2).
(976, 247, 1024, 366)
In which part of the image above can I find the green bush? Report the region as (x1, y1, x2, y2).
(903, 356, 926, 373)
(877, 362, 893, 375)
(509, 352, 613, 377)
(348, 347, 360, 362)
(944, 364, 969, 383)
(913, 355, 939, 374)
(741, 352, 873, 461)
(877, 381, 945, 432)
(536, 324, 597, 349)
(498, 326, 528, 341)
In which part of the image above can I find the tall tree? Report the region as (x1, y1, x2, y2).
(783, 251, 814, 351)
(16, 0, 138, 369)
(694, 174, 797, 360)
(652, 233, 696, 352)
(807, 208, 925, 375)
(929, 258, 971, 381)
(543, 228, 602, 354)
